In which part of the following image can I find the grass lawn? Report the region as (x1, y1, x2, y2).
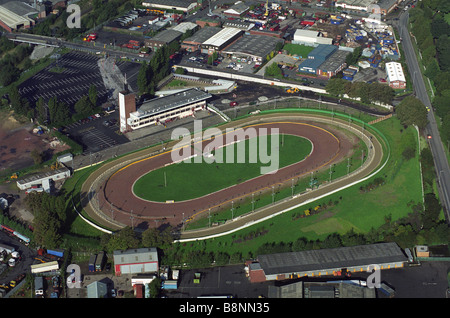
(133, 134, 312, 202)
(283, 43, 315, 58)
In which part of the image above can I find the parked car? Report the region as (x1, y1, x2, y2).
(230, 101, 238, 107)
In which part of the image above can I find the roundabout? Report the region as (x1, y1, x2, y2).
(80, 110, 386, 239)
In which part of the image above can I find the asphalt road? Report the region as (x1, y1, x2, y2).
(0, 231, 36, 287)
(396, 11, 450, 222)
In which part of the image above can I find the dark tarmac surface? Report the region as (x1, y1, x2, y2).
(18, 51, 110, 109)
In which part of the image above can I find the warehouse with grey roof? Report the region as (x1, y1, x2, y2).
(248, 242, 407, 283)
(221, 34, 284, 62)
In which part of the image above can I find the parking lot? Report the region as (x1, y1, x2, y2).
(19, 51, 110, 108)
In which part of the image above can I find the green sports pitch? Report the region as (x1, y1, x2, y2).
(132, 134, 312, 202)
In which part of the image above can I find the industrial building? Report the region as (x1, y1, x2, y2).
(200, 27, 243, 55)
(170, 21, 198, 34)
(335, 0, 376, 12)
(113, 248, 159, 276)
(16, 167, 71, 192)
(124, 88, 212, 131)
(181, 26, 222, 52)
(298, 44, 348, 78)
(385, 61, 406, 89)
(292, 29, 333, 47)
(0, 1, 37, 32)
(268, 280, 376, 298)
(223, 1, 250, 17)
(247, 242, 407, 283)
(87, 281, 108, 298)
(221, 34, 284, 63)
(316, 49, 348, 78)
(142, 0, 198, 13)
(144, 29, 183, 51)
(377, 0, 402, 15)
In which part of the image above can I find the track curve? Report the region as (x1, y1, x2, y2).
(96, 120, 353, 229)
(80, 112, 384, 235)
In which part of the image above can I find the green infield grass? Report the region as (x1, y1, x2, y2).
(133, 134, 313, 202)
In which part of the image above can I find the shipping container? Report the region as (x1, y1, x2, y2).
(47, 248, 64, 258)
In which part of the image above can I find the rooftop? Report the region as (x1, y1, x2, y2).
(113, 248, 158, 265)
(149, 29, 183, 43)
(335, 0, 375, 8)
(202, 27, 242, 48)
(131, 88, 212, 118)
(1, 1, 37, 17)
(318, 49, 348, 72)
(221, 34, 283, 58)
(183, 26, 222, 44)
(16, 167, 70, 186)
(142, 0, 195, 9)
(308, 44, 338, 60)
(385, 61, 405, 82)
(171, 21, 198, 33)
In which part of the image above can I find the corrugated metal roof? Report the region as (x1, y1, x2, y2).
(113, 247, 158, 265)
(257, 243, 407, 275)
(203, 27, 242, 48)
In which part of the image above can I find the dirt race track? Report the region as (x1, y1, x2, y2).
(80, 112, 385, 238)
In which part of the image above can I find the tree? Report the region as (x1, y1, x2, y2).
(104, 226, 139, 253)
(36, 97, 47, 124)
(88, 84, 98, 108)
(264, 62, 282, 77)
(423, 193, 441, 229)
(395, 95, 428, 129)
(74, 95, 93, 116)
(8, 85, 28, 116)
(424, 59, 440, 82)
(325, 78, 347, 97)
(25, 192, 66, 248)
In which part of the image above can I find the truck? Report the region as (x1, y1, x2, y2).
(88, 254, 97, 272)
(35, 277, 44, 297)
(300, 19, 315, 26)
(83, 33, 97, 42)
(95, 252, 105, 271)
(161, 280, 178, 290)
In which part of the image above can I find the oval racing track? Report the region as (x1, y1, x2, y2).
(81, 113, 385, 239)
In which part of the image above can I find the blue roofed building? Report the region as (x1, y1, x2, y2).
(298, 44, 347, 78)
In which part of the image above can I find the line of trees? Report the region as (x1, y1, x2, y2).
(409, 0, 450, 143)
(137, 42, 179, 96)
(325, 78, 395, 105)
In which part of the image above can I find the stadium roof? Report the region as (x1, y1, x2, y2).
(132, 88, 212, 118)
(257, 243, 407, 276)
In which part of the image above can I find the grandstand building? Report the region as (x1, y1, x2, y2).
(124, 88, 212, 131)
